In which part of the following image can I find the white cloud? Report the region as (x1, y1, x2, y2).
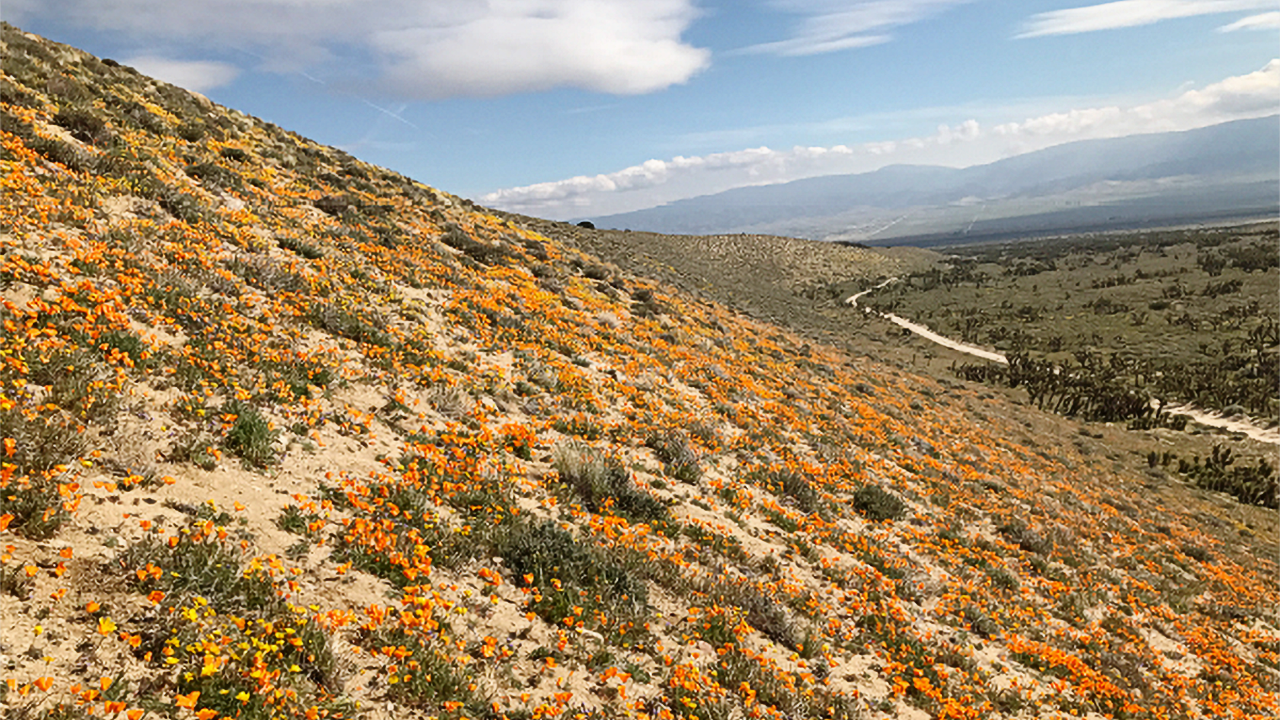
(7, 0, 708, 98)
(121, 56, 239, 92)
(483, 60, 1280, 218)
(483, 121, 992, 216)
(740, 0, 971, 56)
(1152, 57, 1280, 116)
(373, 2, 709, 97)
(1018, 0, 1274, 38)
(1218, 11, 1280, 31)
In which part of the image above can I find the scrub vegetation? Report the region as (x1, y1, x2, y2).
(860, 227, 1279, 508)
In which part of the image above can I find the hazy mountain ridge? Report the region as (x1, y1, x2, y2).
(1, 24, 1277, 720)
(589, 116, 1280, 242)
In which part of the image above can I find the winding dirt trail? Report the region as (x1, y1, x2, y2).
(846, 279, 1009, 364)
(1156, 404, 1280, 444)
(847, 279, 1279, 444)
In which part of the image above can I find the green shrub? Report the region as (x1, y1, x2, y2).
(675, 572, 797, 650)
(259, 360, 334, 402)
(53, 105, 112, 145)
(1181, 544, 1211, 563)
(997, 520, 1053, 556)
(762, 507, 799, 532)
(277, 235, 324, 259)
(221, 400, 277, 468)
(95, 329, 150, 367)
(124, 522, 278, 613)
(440, 223, 511, 265)
(552, 412, 603, 440)
(0, 77, 37, 107)
(1, 562, 36, 600)
(309, 303, 393, 347)
(658, 643, 856, 720)
(276, 504, 323, 538)
(499, 519, 648, 640)
(28, 136, 94, 171)
(226, 255, 307, 294)
(184, 161, 244, 192)
(961, 604, 999, 638)
(631, 287, 664, 318)
(764, 468, 821, 514)
(166, 429, 217, 470)
(554, 441, 668, 523)
(0, 474, 72, 540)
(177, 121, 206, 142)
(0, 402, 87, 478)
(157, 186, 203, 223)
(0, 348, 110, 538)
(110, 98, 169, 135)
(121, 522, 345, 718)
(314, 194, 349, 217)
(852, 484, 906, 522)
(986, 566, 1021, 591)
(364, 626, 481, 714)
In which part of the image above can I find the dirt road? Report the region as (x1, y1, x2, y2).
(847, 280, 1278, 443)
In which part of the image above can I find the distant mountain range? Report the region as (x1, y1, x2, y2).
(586, 115, 1280, 245)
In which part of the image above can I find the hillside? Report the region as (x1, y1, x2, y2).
(586, 117, 1280, 244)
(2, 23, 1278, 720)
(493, 214, 920, 347)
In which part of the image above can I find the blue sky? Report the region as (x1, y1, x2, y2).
(8, 1, 1278, 219)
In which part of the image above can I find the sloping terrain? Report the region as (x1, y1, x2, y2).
(499, 213, 916, 347)
(1, 24, 1277, 720)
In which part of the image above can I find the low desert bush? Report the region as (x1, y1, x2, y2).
(498, 518, 648, 642)
(221, 399, 277, 468)
(852, 484, 906, 522)
(646, 429, 700, 483)
(554, 441, 668, 523)
(53, 105, 112, 145)
(997, 520, 1053, 556)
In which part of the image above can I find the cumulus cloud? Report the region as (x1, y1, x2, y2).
(1152, 57, 1280, 116)
(1018, 0, 1274, 38)
(121, 56, 239, 92)
(987, 59, 1278, 148)
(374, 2, 708, 97)
(484, 60, 1280, 218)
(6, 0, 708, 98)
(740, 0, 971, 56)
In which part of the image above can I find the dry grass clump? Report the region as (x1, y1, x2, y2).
(554, 441, 668, 523)
(646, 429, 701, 484)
